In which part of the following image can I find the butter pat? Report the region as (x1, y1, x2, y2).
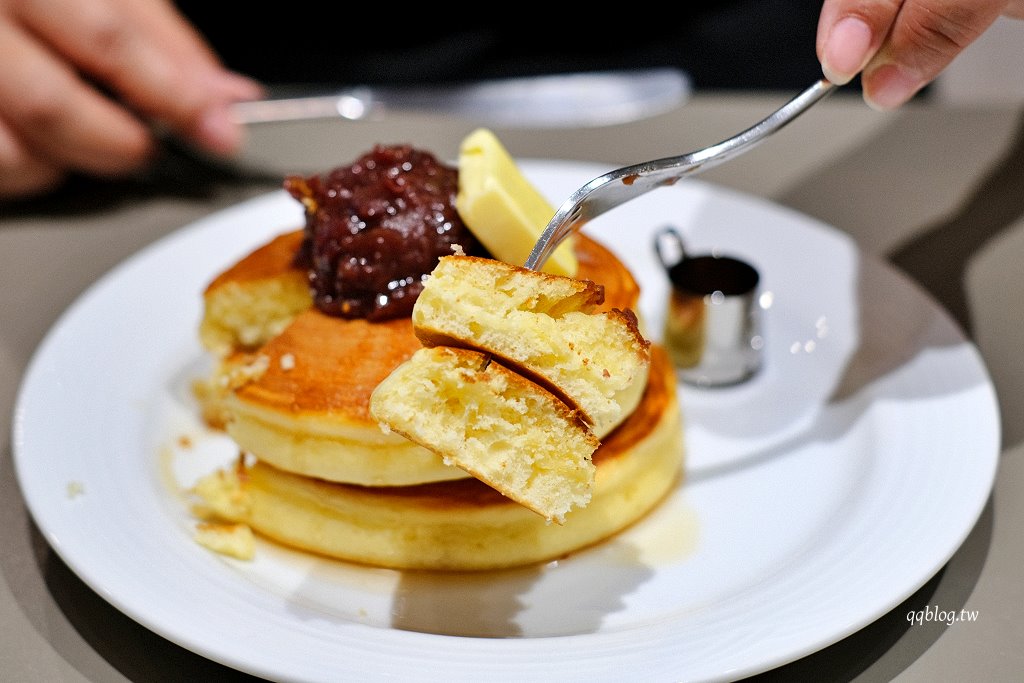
(456, 129, 578, 277)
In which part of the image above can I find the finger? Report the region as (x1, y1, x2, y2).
(16, 0, 262, 154)
(1003, 0, 1024, 19)
(0, 120, 66, 199)
(0, 21, 154, 174)
(106, 0, 264, 102)
(817, 0, 902, 85)
(861, 0, 1007, 109)
(123, 0, 267, 151)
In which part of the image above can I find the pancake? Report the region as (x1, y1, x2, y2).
(199, 231, 311, 357)
(198, 231, 642, 486)
(193, 346, 682, 571)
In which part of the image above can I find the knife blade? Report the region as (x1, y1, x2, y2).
(230, 68, 690, 129)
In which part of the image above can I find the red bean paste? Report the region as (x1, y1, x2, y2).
(286, 144, 485, 320)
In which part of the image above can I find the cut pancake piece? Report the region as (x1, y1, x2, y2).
(199, 231, 312, 357)
(369, 346, 599, 523)
(194, 346, 682, 571)
(413, 255, 651, 437)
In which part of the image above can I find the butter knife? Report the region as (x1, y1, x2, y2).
(230, 68, 690, 129)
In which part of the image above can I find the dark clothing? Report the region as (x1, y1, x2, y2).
(175, 3, 824, 90)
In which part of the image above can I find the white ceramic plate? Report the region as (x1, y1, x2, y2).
(13, 161, 999, 682)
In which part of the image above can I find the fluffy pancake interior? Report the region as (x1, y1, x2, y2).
(369, 346, 598, 523)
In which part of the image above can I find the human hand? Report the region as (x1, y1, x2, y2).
(817, 0, 1024, 109)
(0, 0, 264, 199)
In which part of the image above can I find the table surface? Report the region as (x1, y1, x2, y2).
(2, 89, 1022, 682)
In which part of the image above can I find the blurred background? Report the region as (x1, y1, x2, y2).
(174, 1, 1024, 107)
(932, 16, 1024, 104)
(174, 2, 826, 91)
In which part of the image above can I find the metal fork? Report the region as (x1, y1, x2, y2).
(524, 78, 836, 270)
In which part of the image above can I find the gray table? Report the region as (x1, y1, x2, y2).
(3, 90, 1022, 681)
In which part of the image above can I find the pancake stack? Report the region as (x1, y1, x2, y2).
(190, 144, 684, 571)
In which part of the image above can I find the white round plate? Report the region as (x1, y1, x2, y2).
(13, 161, 999, 682)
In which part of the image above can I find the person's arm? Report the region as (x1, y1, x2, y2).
(817, 0, 1024, 110)
(0, 0, 262, 199)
